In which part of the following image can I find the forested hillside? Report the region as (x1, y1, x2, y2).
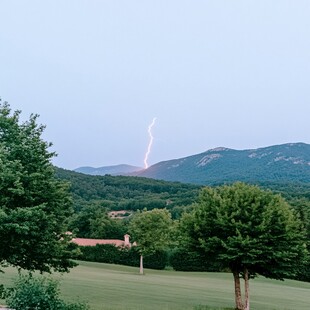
(55, 168, 309, 270)
(55, 167, 309, 226)
(55, 167, 201, 213)
(56, 167, 310, 211)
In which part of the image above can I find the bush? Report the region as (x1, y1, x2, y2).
(290, 255, 310, 282)
(0, 284, 4, 299)
(117, 246, 139, 267)
(5, 275, 89, 310)
(170, 248, 221, 272)
(144, 249, 168, 270)
(78, 244, 168, 270)
(79, 244, 121, 264)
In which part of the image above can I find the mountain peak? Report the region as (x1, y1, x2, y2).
(132, 143, 310, 184)
(208, 147, 230, 152)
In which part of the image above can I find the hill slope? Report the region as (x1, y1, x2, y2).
(55, 168, 200, 211)
(132, 143, 310, 184)
(74, 164, 142, 176)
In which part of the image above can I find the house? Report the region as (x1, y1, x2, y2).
(72, 234, 132, 248)
(108, 210, 132, 219)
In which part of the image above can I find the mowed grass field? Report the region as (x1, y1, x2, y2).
(1, 261, 310, 310)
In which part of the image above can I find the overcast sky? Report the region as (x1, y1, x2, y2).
(1, 1, 309, 170)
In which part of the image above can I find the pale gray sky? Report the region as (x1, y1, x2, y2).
(1, 0, 309, 169)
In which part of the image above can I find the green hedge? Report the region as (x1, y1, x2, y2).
(169, 249, 221, 272)
(78, 244, 121, 264)
(78, 244, 168, 270)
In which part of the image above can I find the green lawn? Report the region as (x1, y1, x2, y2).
(1, 261, 310, 310)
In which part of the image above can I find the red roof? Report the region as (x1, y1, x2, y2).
(72, 238, 126, 247)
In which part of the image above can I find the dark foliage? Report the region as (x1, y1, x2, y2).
(0, 101, 75, 273)
(5, 275, 89, 310)
(68, 204, 127, 239)
(170, 249, 221, 272)
(55, 167, 200, 212)
(77, 244, 168, 270)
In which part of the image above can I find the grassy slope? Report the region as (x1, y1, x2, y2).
(1, 261, 310, 310)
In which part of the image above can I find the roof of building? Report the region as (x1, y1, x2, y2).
(72, 238, 126, 247)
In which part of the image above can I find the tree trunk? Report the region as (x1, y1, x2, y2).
(139, 254, 144, 274)
(233, 270, 244, 310)
(244, 267, 250, 310)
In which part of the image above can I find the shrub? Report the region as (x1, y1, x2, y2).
(170, 248, 221, 272)
(118, 246, 139, 267)
(79, 244, 121, 264)
(5, 275, 89, 310)
(144, 249, 168, 270)
(0, 284, 4, 299)
(78, 244, 168, 269)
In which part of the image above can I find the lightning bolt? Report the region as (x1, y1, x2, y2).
(144, 117, 157, 169)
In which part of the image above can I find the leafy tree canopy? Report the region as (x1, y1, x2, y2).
(129, 208, 173, 274)
(0, 100, 75, 273)
(180, 182, 308, 310)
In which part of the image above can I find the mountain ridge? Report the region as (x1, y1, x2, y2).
(74, 142, 310, 185)
(74, 164, 142, 176)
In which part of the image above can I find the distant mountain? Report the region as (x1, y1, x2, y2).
(74, 164, 142, 176)
(131, 143, 310, 184)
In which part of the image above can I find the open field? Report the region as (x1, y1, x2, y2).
(1, 261, 310, 310)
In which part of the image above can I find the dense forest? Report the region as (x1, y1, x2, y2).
(55, 167, 200, 212)
(56, 167, 310, 211)
(55, 167, 201, 238)
(55, 167, 310, 240)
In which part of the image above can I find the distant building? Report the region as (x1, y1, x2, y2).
(72, 234, 132, 248)
(108, 210, 132, 219)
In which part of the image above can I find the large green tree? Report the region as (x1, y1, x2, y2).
(0, 101, 75, 273)
(180, 182, 308, 310)
(129, 208, 173, 274)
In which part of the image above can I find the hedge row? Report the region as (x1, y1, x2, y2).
(169, 249, 221, 272)
(74, 244, 221, 272)
(73, 245, 309, 280)
(77, 244, 168, 270)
